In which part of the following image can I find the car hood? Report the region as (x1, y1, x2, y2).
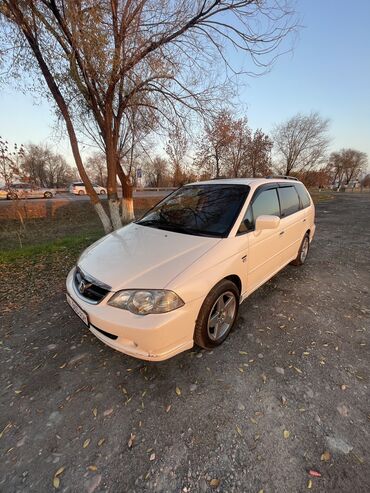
(78, 223, 220, 291)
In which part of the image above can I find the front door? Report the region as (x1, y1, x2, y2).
(243, 187, 285, 294)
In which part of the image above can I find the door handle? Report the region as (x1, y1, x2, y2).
(279, 231, 285, 236)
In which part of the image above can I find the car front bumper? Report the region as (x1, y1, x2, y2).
(66, 268, 199, 361)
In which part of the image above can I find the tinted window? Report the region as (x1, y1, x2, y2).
(253, 189, 280, 218)
(278, 186, 300, 217)
(137, 184, 250, 237)
(238, 188, 280, 233)
(294, 183, 311, 209)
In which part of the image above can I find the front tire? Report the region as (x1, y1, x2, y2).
(100, 189, 106, 195)
(44, 191, 52, 198)
(7, 192, 18, 200)
(194, 279, 239, 349)
(78, 190, 85, 196)
(291, 233, 310, 266)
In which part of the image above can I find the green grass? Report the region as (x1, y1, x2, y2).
(0, 232, 102, 264)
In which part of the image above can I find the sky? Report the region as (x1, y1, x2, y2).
(0, 0, 369, 170)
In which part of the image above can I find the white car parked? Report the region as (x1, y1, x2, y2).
(5, 183, 56, 199)
(66, 177, 315, 361)
(69, 181, 106, 195)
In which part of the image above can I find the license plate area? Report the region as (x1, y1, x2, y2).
(66, 293, 89, 326)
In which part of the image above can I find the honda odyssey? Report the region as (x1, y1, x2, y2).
(66, 177, 315, 361)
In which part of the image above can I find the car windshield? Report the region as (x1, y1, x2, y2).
(136, 184, 250, 237)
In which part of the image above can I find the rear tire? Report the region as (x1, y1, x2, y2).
(44, 191, 52, 198)
(291, 233, 310, 266)
(194, 279, 239, 349)
(78, 190, 85, 196)
(7, 192, 18, 200)
(100, 189, 106, 195)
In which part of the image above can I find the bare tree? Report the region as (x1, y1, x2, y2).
(328, 148, 368, 188)
(195, 109, 237, 177)
(1, 0, 295, 231)
(144, 156, 170, 188)
(21, 143, 74, 187)
(166, 126, 188, 186)
(226, 117, 250, 178)
(86, 153, 107, 187)
(272, 112, 330, 175)
(0, 138, 25, 187)
(246, 129, 273, 177)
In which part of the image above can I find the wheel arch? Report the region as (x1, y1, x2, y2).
(223, 274, 242, 296)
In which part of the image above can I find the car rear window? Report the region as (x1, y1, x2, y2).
(278, 186, 300, 217)
(294, 183, 311, 209)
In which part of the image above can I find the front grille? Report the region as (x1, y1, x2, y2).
(74, 267, 110, 303)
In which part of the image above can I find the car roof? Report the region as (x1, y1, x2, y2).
(186, 177, 302, 188)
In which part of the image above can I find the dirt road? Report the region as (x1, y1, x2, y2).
(0, 193, 369, 492)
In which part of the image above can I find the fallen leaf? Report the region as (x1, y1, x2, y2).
(321, 451, 331, 462)
(98, 438, 105, 447)
(308, 470, 322, 478)
(128, 433, 135, 448)
(88, 465, 97, 471)
(103, 408, 113, 416)
(258, 490, 264, 493)
(53, 476, 60, 489)
(351, 452, 364, 464)
(283, 430, 290, 439)
(340, 384, 347, 391)
(175, 387, 181, 396)
(149, 452, 156, 461)
(238, 368, 244, 373)
(93, 408, 97, 417)
(307, 479, 312, 489)
(236, 425, 242, 436)
(210, 478, 220, 488)
(294, 367, 302, 374)
(54, 467, 65, 477)
(59, 363, 67, 369)
(261, 374, 267, 383)
(166, 405, 171, 413)
(239, 351, 248, 355)
(83, 438, 91, 448)
(250, 417, 257, 425)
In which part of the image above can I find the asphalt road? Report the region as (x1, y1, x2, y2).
(0, 194, 369, 492)
(0, 190, 171, 207)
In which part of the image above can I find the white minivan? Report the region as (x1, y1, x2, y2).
(66, 177, 315, 361)
(69, 182, 106, 195)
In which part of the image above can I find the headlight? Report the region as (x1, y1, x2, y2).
(108, 289, 184, 315)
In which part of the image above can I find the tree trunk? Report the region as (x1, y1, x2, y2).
(116, 160, 135, 223)
(12, 9, 113, 233)
(94, 202, 113, 233)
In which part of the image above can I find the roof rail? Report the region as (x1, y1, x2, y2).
(266, 175, 299, 181)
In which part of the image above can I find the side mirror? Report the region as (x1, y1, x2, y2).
(255, 215, 280, 231)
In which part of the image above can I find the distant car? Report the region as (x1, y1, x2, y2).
(0, 186, 8, 200)
(6, 183, 56, 199)
(69, 182, 106, 195)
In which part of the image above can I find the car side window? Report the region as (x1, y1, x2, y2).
(278, 186, 300, 217)
(294, 183, 311, 209)
(238, 188, 280, 234)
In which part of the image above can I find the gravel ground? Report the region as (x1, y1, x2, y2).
(0, 193, 369, 493)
